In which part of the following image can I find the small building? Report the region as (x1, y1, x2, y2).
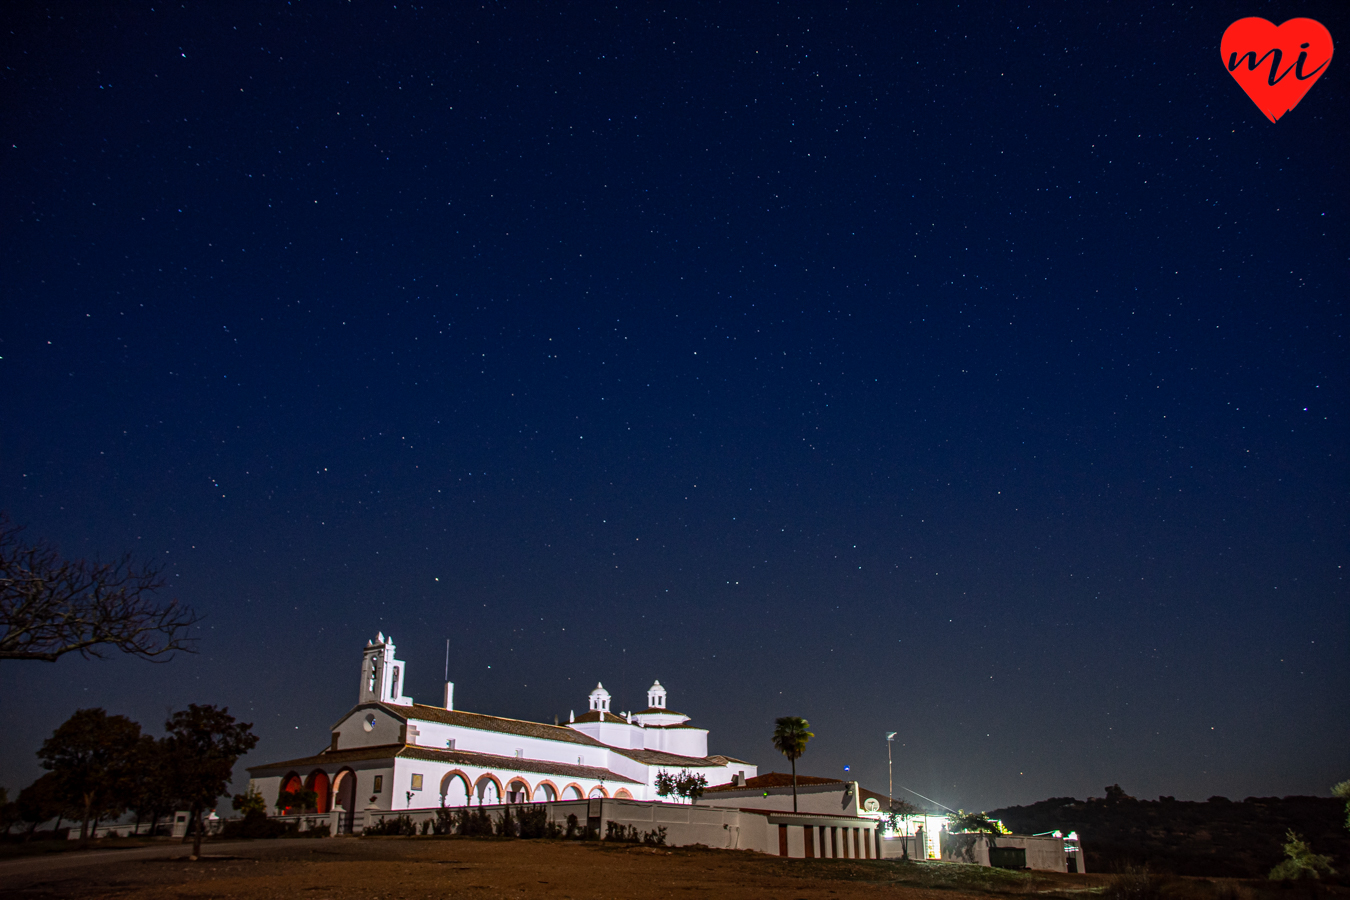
(700, 773, 887, 858)
(702, 773, 1085, 871)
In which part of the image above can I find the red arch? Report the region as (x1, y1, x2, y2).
(439, 769, 472, 806)
(588, 785, 609, 799)
(505, 776, 532, 803)
(614, 789, 633, 800)
(474, 772, 504, 804)
(331, 768, 357, 834)
(561, 782, 585, 800)
(532, 779, 560, 802)
(305, 770, 331, 814)
(279, 772, 303, 813)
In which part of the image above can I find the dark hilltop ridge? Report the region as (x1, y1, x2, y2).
(990, 785, 1350, 878)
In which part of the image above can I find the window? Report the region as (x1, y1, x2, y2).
(446, 739, 456, 750)
(411, 774, 423, 791)
(515, 749, 524, 758)
(373, 775, 383, 793)
(390, 666, 400, 699)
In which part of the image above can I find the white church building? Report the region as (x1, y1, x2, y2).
(248, 634, 756, 828)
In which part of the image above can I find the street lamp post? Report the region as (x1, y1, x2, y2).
(885, 734, 896, 809)
(885, 732, 897, 806)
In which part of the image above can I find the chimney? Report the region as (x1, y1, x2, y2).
(444, 681, 455, 711)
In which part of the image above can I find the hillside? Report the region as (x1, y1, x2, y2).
(990, 786, 1350, 878)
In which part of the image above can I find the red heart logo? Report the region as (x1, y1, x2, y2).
(1221, 18, 1333, 122)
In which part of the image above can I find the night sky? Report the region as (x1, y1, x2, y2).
(2, 2, 1346, 811)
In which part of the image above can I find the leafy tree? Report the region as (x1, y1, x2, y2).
(654, 770, 708, 805)
(276, 788, 319, 814)
(882, 799, 921, 859)
(654, 770, 677, 801)
(36, 708, 143, 843)
(163, 704, 258, 858)
(947, 809, 1009, 835)
(1333, 780, 1350, 831)
(0, 515, 199, 662)
(232, 787, 267, 817)
(771, 716, 813, 813)
(678, 772, 708, 805)
(1268, 830, 1336, 880)
(0, 787, 18, 836)
(16, 773, 67, 839)
(943, 809, 1009, 864)
(127, 736, 179, 836)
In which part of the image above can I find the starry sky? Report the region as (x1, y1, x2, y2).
(2, 1, 1346, 811)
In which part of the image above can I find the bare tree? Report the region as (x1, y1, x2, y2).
(0, 515, 198, 662)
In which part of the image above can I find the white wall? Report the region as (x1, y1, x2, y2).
(390, 756, 641, 810)
(334, 705, 407, 749)
(702, 781, 860, 817)
(401, 713, 608, 769)
(640, 725, 708, 757)
(250, 762, 397, 815)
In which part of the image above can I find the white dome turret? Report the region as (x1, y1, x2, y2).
(587, 682, 612, 713)
(647, 680, 667, 709)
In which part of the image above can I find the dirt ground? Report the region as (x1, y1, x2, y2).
(0, 836, 1100, 900)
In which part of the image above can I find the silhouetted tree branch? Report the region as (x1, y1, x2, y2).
(0, 515, 198, 662)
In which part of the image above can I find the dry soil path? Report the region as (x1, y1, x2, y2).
(0, 837, 997, 900)
(0, 839, 264, 886)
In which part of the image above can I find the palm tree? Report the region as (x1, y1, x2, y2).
(771, 716, 814, 813)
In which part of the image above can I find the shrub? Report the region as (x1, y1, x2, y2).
(457, 806, 495, 837)
(1268, 830, 1336, 881)
(605, 821, 640, 842)
(302, 821, 331, 839)
(1104, 866, 1164, 900)
(433, 807, 456, 835)
(221, 811, 297, 839)
(600, 821, 666, 845)
(517, 805, 556, 839)
(364, 814, 416, 836)
(496, 805, 516, 837)
(231, 788, 267, 817)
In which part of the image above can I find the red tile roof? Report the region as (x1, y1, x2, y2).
(249, 742, 641, 784)
(375, 703, 608, 747)
(705, 772, 844, 792)
(613, 748, 725, 768)
(633, 706, 689, 717)
(569, 710, 630, 724)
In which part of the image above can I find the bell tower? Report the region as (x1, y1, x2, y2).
(359, 633, 414, 706)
